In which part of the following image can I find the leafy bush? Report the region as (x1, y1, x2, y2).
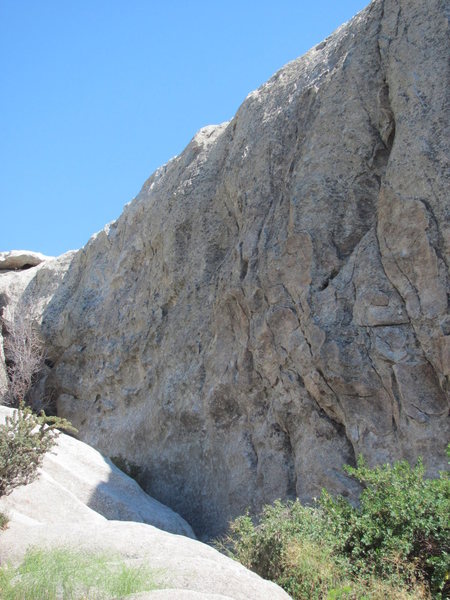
(279, 537, 346, 599)
(0, 404, 74, 496)
(321, 457, 449, 596)
(218, 455, 449, 599)
(0, 546, 161, 599)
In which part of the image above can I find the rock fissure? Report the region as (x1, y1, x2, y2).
(1, 0, 448, 538)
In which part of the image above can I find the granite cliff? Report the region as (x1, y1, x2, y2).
(1, 0, 449, 538)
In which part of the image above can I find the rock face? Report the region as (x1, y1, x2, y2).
(0, 407, 289, 600)
(1, 0, 449, 538)
(0, 252, 76, 403)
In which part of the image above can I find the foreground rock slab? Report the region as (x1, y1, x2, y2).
(0, 406, 194, 536)
(0, 407, 289, 599)
(129, 592, 236, 599)
(0, 521, 289, 600)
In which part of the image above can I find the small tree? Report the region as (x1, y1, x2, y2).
(2, 307, 46, 408)
(0, 404, 75, 496)
(0, 406, 57, 495)
(0, 306, 75, 500)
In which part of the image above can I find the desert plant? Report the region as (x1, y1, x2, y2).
(0, 546, 161, 599)
(321, 456, 449, 596)
(0, 404, 74, 496)
(216, 500, 352, 598)
(219, 454, 449, 599)
(278, 538, 346, 600)
(0, 304, 76, 500)
(2, 307, 46, 408)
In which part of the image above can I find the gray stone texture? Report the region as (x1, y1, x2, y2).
(1, 0, 449, 538)
(0, 406, 194, 537)
(0, 406, 289, 600)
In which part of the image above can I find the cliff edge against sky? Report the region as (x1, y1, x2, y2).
(1, 0, 449, 538)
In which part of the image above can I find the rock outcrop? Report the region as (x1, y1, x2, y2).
(0, 250, 53, 270)
(0, 407, 289, 600)
(1, 521, 290, 600)
(0, 406, 194, 537)
(1, 0, 449, 538)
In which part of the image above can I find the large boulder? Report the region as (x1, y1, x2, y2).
(0, 251, 75, 323)
(0, 407, 289, 600)
(0, 250, 53, 271)
(0, 406, 194, 537)
(0, 520, 290, 600)
(1, 0, 448, 538)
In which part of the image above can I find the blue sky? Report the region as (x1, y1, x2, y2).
(1, 0, 368, 256)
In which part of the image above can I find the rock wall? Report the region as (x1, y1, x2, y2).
(1, 0, 449, 538)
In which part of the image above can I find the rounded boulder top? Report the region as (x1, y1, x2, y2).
(0, 250, 54, 271)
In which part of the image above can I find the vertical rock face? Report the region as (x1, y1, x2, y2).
(2, 0, 449, 538)
(0, 252, 76, 404)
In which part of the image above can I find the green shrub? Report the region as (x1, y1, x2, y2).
(321, 456, 449, 596)
(216, 500, 353, 598)
(0, 404, 74, 496)
(218, 501, 337, 581)
(0, 511, 8, 529)
(218, 455, 449, 599)
(0, 546, 161, 599)
(279, 538, 346, 599)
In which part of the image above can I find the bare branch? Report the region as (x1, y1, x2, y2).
(2, 307, 46, 408)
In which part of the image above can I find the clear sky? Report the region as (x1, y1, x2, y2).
(1, 0, 369, 256)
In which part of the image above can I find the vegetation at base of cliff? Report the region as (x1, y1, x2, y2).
(2, 308, 47, 410)
(1, 305, 75, 498)
(0, 404, 75, 496)
(0, 511, 8, 529)
(0, 547, 161, 599)
(217, 454, 450, 599)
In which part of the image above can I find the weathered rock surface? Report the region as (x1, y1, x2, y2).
(0, 406, 194, 537)
(0, 407, 289, 600)
(0, 521, 290, 600)
(0, 251, 75, 322)
(0, 252, 75, 404)
(0, 250, 53, 270)
(1, 0, 449, 538)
